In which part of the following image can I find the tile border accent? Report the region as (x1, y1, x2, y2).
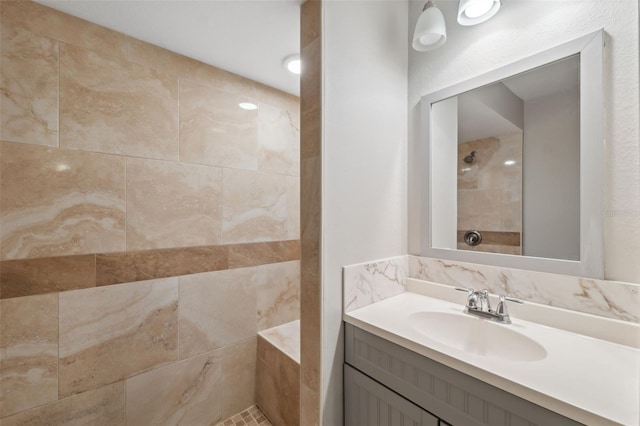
(0, 240, 300, 299)
(456, 230, 520, 247)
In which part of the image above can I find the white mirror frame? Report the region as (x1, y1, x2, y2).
(420, 30, 604, 279)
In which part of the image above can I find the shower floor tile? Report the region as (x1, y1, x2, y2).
(216, 405, 273, 426)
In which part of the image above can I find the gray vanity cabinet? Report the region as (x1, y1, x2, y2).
(344, 323, 583, 426)
(345, 364, 439, 426)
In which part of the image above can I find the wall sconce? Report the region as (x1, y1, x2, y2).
(457, 0, 501, 26)
(412, 1, 447, 52)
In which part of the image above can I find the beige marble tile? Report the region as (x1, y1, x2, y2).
(126, 157, 223, 250)
(221, 338, 257, 419)
(457, 242, 522, 255)
(59, 43, 179, 160)
(301, 0, 321, 48)
(300, 383, 319, 426)
(458, 134, 522, 235)
(0, 26, 58, 147)
(258, 103, 300, 176)
(180, 60, 257, 99)
(179, 268, 257, 359)
(0, 294, 58, 417)
(457, 189, 502, 231)
(222, 169, 300, 244)
(254, 84, 299, 116)
(2, 382, 124, 426)
(300, 37, 321, 161)
(256, 336, 300, 426)
(0, 1, 128, 61)
(0, 142, 126, 260)
(58, 278, 178, 397)
(299, 155, 321, 426)
(255, 261, 300, 331)
(126, 350, 222, 426)
(180, 80, 258, 170)
(258, 320, 300, 364)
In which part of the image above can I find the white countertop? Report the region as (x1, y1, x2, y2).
(344, 291, 640, 426)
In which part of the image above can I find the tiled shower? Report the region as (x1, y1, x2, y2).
(0, 1, 300, 424)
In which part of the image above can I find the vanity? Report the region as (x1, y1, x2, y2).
(343, 280, 640, 426)
(340, 28, 640, 426)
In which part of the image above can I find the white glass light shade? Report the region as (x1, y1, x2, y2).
(457, 0, 501, 26)
(412, 1, 447, 52)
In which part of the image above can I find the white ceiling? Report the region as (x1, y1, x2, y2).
(36, 0, 302, 96)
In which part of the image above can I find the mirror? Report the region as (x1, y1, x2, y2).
(421, 30, 604, 278)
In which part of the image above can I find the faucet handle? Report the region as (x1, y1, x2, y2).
(495, 295, 524, 322)
(454, 287, 480, 309)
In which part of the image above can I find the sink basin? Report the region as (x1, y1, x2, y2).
(408, 311, 547, 362)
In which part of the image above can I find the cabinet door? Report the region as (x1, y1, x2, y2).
(345, 364, 438, 426)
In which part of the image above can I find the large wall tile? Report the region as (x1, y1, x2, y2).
(58, 278, 179, 396)
(258, 103, 300, 176)
(222, 169, 300, 244)
(1, 382, 125, 426)
(59, 43, 179, 160)
(0, 1, 128, 61)
(300, 37, 321, 161)
(255, 261, 300, 331)
(0, 294, 58, 417)
(126, 158, 223, 250)
(0, 26, 58, 147)
(256, 335, 300, 426)
(180, 80, 258, 169)
(126, 350, 222, 426)
(221, 338, 257, 419)
(179, 268, 257, 359)
(0, 142, 125, 260)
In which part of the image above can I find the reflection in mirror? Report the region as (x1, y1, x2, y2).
(432, 55, 580, 261)
(422, 30, 603, 278)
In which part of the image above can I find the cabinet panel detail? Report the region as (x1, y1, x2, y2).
(345, 324, 582, 426)
(345, 364, 439, 426)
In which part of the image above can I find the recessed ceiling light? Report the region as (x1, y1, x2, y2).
(504, 160, 516, 166)
(457, 0, 501, 26)
(283, 54, 301, 75)
(239, 102, 258, 110)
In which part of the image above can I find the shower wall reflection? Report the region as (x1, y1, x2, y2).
(457, 133, 522, 255)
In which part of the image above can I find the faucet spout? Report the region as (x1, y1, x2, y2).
(454, 287, 523, 324)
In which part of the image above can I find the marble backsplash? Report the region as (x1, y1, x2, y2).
(343, 255, 640, 323)
(343, 256, 408, 312)
(409, 256, 640, 323)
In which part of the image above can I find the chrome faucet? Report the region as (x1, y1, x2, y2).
(455, 287, 523, 324)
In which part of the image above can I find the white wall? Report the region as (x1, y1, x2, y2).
(523, 89, 580, 260)
(321, 1, 408, 425)
(408, 0, 640, 283)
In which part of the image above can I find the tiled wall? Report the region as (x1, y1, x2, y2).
(300, 1, 322, 425)
(457, 133, 522, 255)
(0, 1, 300, 424)
(257, 321, 300, 426)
